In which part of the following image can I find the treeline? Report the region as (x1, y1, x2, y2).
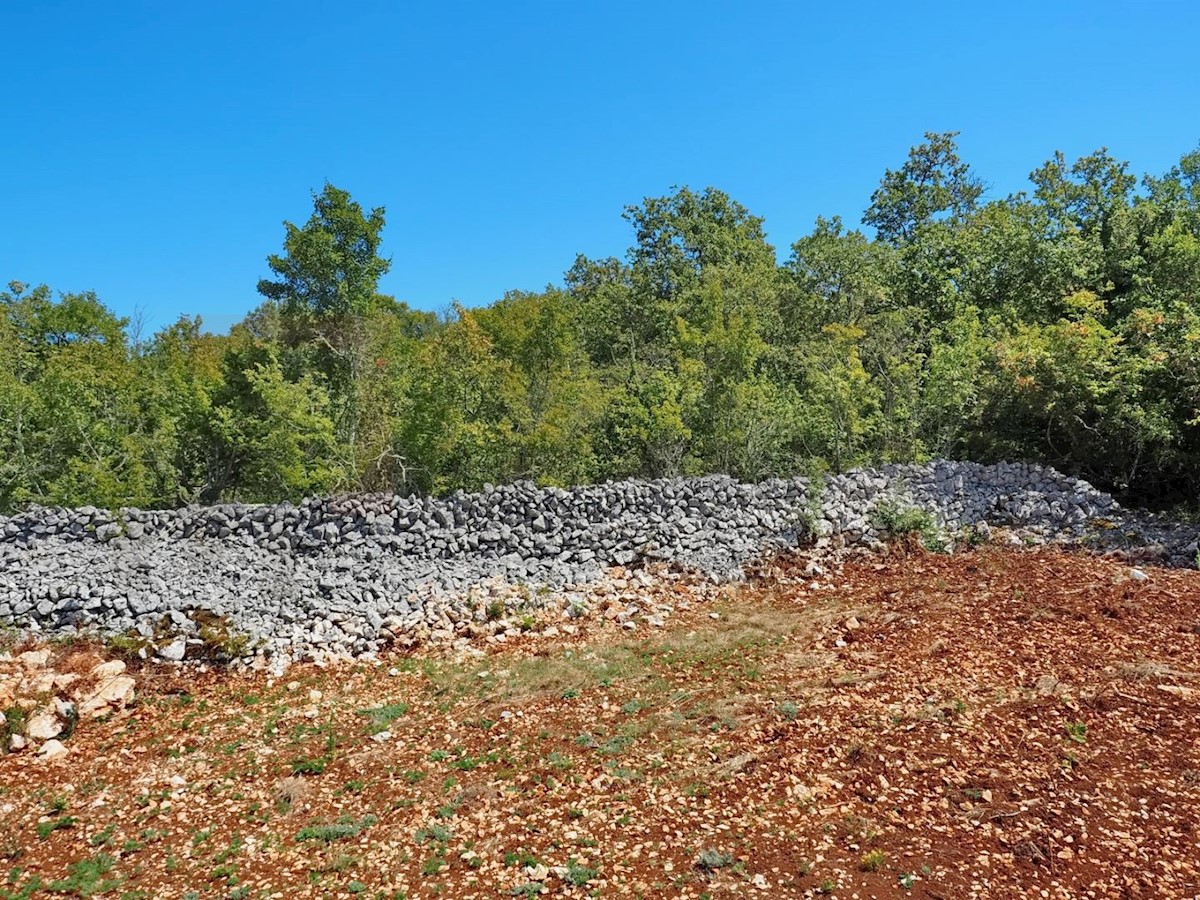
(4, 133, 1200, 513)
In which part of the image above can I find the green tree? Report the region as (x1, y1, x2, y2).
(864, 131, 983, 245)
(257, 183, 391, 452)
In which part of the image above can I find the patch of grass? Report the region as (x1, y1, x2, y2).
(565, 859, 598, 886)
(420, 852, 445, 876)
(193, 610, 253, 661)
(414, 824, 453, 845)
(295, 815, 377, 844)
(46, 853, 121, 896)
(36, 817, 76, 841)
(2, 707, 28, 754)
(357, 702, 409, 734)
(861, 849, 886, 872)
(696, 849, 733, 870)
(1066, 722, 1088, 744)
(874, 500, 946, 551)
(88, 825, 116, 848)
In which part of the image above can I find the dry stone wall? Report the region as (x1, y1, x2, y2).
(0, 460, 1193, 664)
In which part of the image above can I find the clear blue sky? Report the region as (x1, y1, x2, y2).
(4, 0, 1198, 334)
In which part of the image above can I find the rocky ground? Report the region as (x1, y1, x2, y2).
(2, 542, 1198, 899)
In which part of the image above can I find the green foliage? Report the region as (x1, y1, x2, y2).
(696, 849, 733, 870)
(8, 138, 1200, 512)
(294, 815, 377, 843)
(873, 501, 946, 551)
(45, 853, 120, 896)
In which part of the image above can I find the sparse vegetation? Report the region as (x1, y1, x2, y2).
(1, 548, 1198, 896)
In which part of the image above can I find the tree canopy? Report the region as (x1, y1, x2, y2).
(7, 133, 1200, 513)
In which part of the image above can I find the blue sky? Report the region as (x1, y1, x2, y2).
(4, 0, 1198, 334)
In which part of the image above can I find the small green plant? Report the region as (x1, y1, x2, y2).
(1066, 722, 1088, 744)
(565, 859, 598, 886)
(46, 853, 121, 895)
(193, 610, 253, 661)
(414, 824, 453, 845)
(874, 500, 946, 551)
(696, 849, 733, 870)
(861, 849, 886, 872)
(357, 702, 409, 734)
(778, 700, 800, 721)
(2, 706, 27, 751)
(290, 754, 331, 775)
(36, 817, 76, 840)
(420, 852, 445, 876)
(817, 878, 837, 894)
(898, 872, 916, 889)
(295, 815, 377, 843)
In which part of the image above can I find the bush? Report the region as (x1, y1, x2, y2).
(873, 500, 946, 551)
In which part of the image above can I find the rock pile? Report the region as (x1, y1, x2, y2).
(0, 460, 1194, 663)
(0, 649, 137, 759)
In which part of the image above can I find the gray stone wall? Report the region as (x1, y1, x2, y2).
(0, 460, 1189, 662)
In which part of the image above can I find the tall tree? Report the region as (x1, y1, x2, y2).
(256, 183, 391, 452)
(864, 131, 983, 245)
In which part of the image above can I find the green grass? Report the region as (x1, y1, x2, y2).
(357, 702, 409, 734)
(36, 817, 76, 841)
(295, 815, 378, 844)
(46, 853, 121, 896)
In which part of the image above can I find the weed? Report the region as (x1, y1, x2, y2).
(778, 700, 800, 721)
(874, 500, 946, 551)
(565, 859, 598, 886)
(295, 815, 377, 843)
(193, 610, 254, 661)
(420, 852, 445, 876)
(36, 817, 75, 840)
(1065, 722, 1088, 744)
(898, 872, 916, 889)
(861, 849, 886, 872)
(696, 849, 733, 870)
(1, 707, 26, 753)
(358, 702, 409, 734)
(46, 853, 121, 896)
(415, 824, 453, 845)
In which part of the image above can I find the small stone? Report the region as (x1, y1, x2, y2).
(78, 674, 136, 719)
(1129, 568, 1149, 582)
(26, 708, 64, 741)
(38, 739, 68, 761)
(17, 650, 51, 669)
(90, 660, 126, 679)
(369, 730, 391, 743)
(158, 639, 187, 662)
(9, 734, 26, 751)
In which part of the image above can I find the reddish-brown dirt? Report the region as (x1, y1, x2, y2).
(2, 545, 1198, 899)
